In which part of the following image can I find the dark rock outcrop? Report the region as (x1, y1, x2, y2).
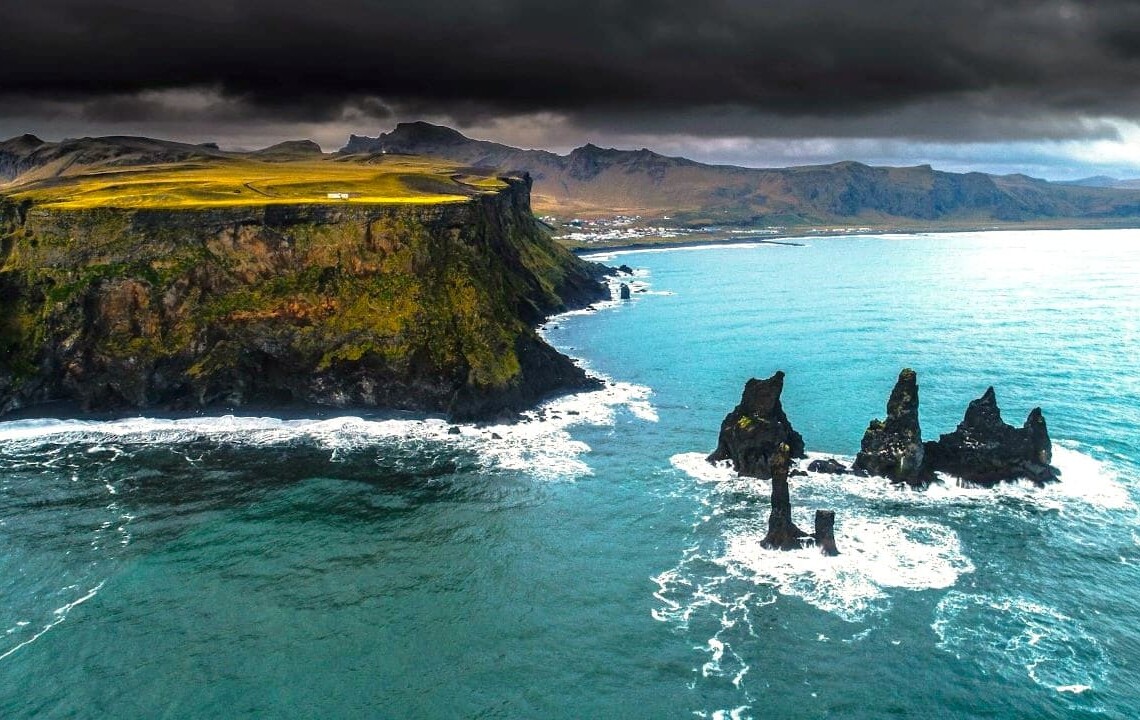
(807, 457, 848, 475)
(852, 368, 928, 485)
(617, 264, 634, 275)
(619, 283, 631, 300)
(813, 510, 840, 556)
(924, 387, 1059, 485)
(707, 371, 805, 478)
(761, 443, 807, 551)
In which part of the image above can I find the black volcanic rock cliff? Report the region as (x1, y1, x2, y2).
(0, 176, 609, 420)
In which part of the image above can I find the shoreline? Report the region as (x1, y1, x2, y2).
(0, 276, 627, 428)
(567, 223, 1140, 255)
(572, 236, 806, 256)
(0, 399, 454, 426)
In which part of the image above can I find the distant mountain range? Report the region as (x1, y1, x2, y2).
(1056, 175, 1140, 190)
(0, 134, 325, 189)
(6, 125, 1140, 229)
(344, 122, 1140, 227)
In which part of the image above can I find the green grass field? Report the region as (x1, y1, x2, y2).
(3, 156, 508, 210)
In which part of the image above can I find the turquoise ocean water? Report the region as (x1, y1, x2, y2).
(2, 230, 1139, 718)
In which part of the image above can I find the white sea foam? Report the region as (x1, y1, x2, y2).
(662, 452, 974, 622)
(670, 452, 737, 485)
(933, 591, 1106, 695)
(0, 378, 655, 481)
(719, 514, 973, 622)
(791, 443, 1133, 514)
(0, 580, 105, 663)
(0, 279, 659, 481)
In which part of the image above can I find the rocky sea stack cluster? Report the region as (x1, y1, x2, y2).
(707, 372, 837, 555)
(855, 369, 1059, 486)
(707, 368, 1060, 554)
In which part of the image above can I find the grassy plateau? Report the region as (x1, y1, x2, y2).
(2, 156, 507, 210)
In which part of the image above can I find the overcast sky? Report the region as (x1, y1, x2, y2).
(5, 0, 1140, 179)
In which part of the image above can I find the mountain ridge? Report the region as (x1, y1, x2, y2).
(343, 122, 1140, 226)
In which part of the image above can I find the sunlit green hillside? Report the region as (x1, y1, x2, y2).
(2, 155, 507, 209)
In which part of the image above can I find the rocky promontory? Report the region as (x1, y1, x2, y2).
(0, 176, 609, 420)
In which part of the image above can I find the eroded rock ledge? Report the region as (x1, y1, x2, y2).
(0, 176, 610, 420)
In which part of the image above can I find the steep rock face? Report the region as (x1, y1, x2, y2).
(0, 176, 608, 420)
(707, 371, 805, 478)
(924, 387, 1059, 485)
(852, 368, 927, 485)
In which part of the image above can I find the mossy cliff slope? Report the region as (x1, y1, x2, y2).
(0, 176, 608, 420)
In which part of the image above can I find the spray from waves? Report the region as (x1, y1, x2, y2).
(933, 591, 1106, 697)
(664, 452, 973, 623)
(660, 441, 1130, 624)
(0, 379, 654, 482)
(0, 270, 662, 482)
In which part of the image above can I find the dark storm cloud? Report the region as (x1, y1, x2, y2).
(3, 0, 1140, 140)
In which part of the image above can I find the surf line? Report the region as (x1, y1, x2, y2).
(0, 581, 106, 663)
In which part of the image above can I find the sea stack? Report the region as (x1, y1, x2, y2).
(813, 510, 840, 556)
(852, 368, 928, 486)
(761, 443, 807, 551)
(924, 387, 1059, 486)
(707, 371, 805, 478)
(619, 283, 632, 300)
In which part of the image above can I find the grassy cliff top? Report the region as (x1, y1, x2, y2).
(1, 154, 509, 210)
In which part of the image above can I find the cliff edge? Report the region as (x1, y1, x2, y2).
(0, 175, 609, 420)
